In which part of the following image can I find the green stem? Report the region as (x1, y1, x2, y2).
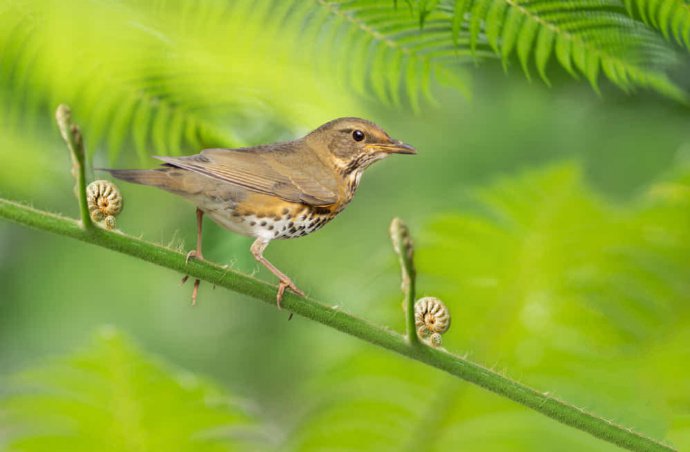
(55, 104, 93, 230)
(0, 198, 674, 452)
(390, 218, 420, 346)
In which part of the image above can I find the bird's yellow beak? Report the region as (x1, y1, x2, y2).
(366, 140, 417, 155)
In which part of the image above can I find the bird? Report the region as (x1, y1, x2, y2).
(106, 117, 416, 306)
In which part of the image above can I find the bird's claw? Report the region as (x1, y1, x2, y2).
(276, 279, 305, 309)
(190, 279, 200, 306)
(185, 250, 204, 264)
(180, 275, 201, 305)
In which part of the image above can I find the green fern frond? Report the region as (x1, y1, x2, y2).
(287, 352, 447, 451)
(0, 0, 361, 161)
(288, 349, 651, 450)
(450, 0, 685, 99)
(2, 327, 264, 451)
(288, 163, 690, 450)
(310, 0, 685, 101)
(425, 164, 689, 351)
(624, 0, 690, 48)
(291, 0, 486, 108)
(1, 0, 687, 166)
(0, 1, 241, 161)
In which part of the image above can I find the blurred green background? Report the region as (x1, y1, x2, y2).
(1, 0, 690, 450)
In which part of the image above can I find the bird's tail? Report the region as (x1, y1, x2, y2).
(101, 168, 173, 188)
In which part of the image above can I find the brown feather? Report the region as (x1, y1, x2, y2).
(105, 167, 247, 202)
(153, 140, 340, 206)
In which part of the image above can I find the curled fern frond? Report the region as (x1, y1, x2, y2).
(623, 0, 690, 49)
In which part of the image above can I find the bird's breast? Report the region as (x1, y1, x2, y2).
(199, 191, 338, 240)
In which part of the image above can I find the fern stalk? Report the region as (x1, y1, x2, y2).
(55, 105, 93, 230)
(390, 218, 420, 345)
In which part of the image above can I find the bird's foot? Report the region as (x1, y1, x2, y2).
(276, 278, 305, 309)
(185, 249, 204, 264)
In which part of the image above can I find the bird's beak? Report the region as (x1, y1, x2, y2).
(366, 140, 417, 155)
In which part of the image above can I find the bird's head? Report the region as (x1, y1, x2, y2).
(307, 117, 416, 174)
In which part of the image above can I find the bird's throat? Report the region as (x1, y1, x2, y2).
(344, 169, 364, 200)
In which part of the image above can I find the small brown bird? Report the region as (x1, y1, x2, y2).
(107, 117, 415, 306)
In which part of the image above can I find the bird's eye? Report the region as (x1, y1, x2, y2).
(352, 130, 365, 142)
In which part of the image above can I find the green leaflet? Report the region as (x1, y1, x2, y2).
(445, 0, 685, 100)
(485, 1, 508, 52)
(516, 14, 539, 78)
(500, 6, 525, 69)
(2, 328, 263, 451)
(535, 27, 555, 83)
(626, 0, 690, 48)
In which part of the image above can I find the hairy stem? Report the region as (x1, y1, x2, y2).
(0, 198, 674, 452)
(56, 104, 93, 230)
(390, 217, 420, 346)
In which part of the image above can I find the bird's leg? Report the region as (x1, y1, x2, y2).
(250, 237, 305, 308)
(181, 208, 204, 305)
(186, 208, 205, 262)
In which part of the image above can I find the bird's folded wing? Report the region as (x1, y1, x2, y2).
(154, 147, 339, 206)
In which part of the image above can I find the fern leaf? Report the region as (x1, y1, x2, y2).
(452, 0, 471, 44)
(2, 328, 264, 451)
(516, 16, 539, 79)
(419, 0, 442, 27)
(311, 0, 484, 109)
(422, 163, 688, 354)
(469, 0, 492, 54)
(1, 0, 687, 165)
(449, 0, 685, 100)
(486, 1, 508, 52)
(290, 352, 623, 450)
(0, 0, 361, 161)
(501, 7, 526, 71)
(535, 27, 555, 84)
(625, 0, 690, 48)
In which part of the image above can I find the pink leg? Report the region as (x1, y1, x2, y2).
(250, 238, 305, 308)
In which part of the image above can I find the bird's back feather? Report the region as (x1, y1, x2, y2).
(153, 142, 341, 206)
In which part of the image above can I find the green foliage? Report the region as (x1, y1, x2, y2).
(2, 0, 690, 449)
(1, 328, 263, 451)
(0, 0, 360, 161)
(1, 0, 688, 164)
(419, 163, 690, 358)
(281, 0, 479, 109)
(288, 351, 623, 451)
(419, 163, 690, 444)
(447, 0, 683, 97)
(285, 163, 690, 450)
(624, 0, 690, 48)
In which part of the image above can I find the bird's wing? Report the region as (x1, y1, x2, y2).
(154, 144, 339, 206)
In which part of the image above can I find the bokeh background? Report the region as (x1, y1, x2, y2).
(1, 1, 689, 450)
